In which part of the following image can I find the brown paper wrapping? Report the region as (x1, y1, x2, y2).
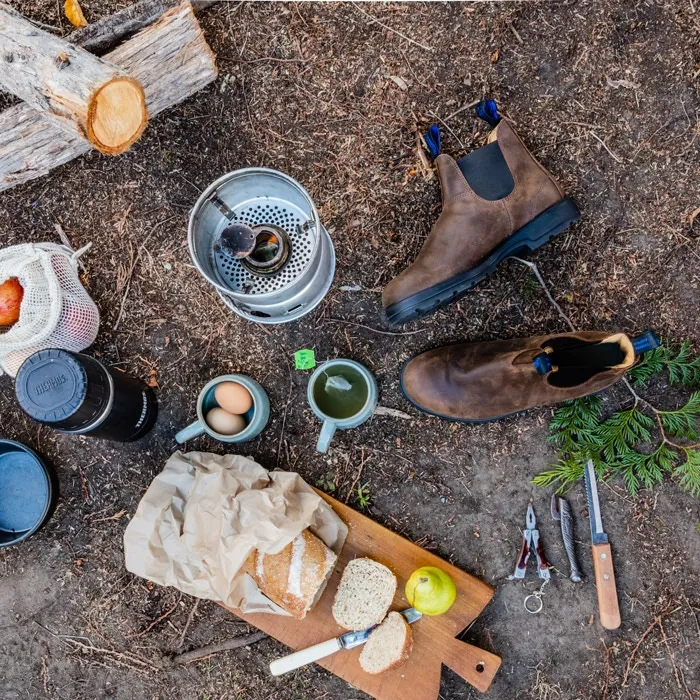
(123, 451, 347, 615)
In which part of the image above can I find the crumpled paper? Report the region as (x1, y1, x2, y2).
(124, 451, 347, 615)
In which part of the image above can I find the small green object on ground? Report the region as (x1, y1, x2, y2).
(294, 349, 316, 370)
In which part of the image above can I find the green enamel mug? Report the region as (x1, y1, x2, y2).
(307, 359, 378, 453)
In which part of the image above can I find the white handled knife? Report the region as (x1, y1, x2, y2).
(269, 607, 422, 677)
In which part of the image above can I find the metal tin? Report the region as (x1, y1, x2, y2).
(188, 168, 335, 324)
(15, 349, 157, 442)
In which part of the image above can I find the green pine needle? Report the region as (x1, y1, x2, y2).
(532, 455, 586, 493)
(675, 450, 700, 498)
(630, 341, 700, 388)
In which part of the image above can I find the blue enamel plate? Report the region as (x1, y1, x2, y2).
(0, 440, 57, 547)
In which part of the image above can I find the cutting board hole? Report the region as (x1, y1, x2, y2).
(476, 662, 485, 673)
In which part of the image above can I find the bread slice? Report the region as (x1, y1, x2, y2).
(359, 611, 413, 674)
(246, 529, 337, 619)
(332, 557, 397, 630)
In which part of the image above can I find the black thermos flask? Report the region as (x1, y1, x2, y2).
(15, 349, 157, 441)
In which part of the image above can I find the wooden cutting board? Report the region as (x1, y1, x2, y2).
(222, 492, 501, 698)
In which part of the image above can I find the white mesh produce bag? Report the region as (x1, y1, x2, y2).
(0, 242, 99, 376)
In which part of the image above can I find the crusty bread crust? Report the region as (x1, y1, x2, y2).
(245, 529, 337, 619)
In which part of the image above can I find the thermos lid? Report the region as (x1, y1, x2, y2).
(15, 349, 88, 423)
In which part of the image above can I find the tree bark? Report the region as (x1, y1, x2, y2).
(0, 1, 217, 192)
(0, 3, 148, 155)
(66, 0, 217, 55)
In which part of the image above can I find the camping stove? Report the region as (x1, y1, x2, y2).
(188, 168, 335, 324)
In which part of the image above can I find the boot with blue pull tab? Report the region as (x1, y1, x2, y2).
(383, 100, 581, 325)
(401, 330, 660, 423)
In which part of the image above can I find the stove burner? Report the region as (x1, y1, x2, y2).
(242, 224, 291, 275)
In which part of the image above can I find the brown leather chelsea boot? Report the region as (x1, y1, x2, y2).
(400, 331, 659, 422)
(383, 118, 580, 325)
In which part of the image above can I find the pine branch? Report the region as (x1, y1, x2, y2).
(628, 346, 669, 386)
(535, 342, 700, 499)
(675, 449, 700, 497)
(630, 341, 700, 388)
(531, 456, 586, 492)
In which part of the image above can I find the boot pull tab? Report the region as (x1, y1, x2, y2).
(423, 100, 499, 160)
(533, 347, 555, 376)
(424, 124, 441, 159)
(474, 99, 501, 126)
(632, 330, 660, 356)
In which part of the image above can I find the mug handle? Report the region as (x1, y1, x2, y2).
(316, 420, 337, 453)
(175, 420, 205, 444)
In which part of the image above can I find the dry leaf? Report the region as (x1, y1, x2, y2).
(689, 205, 700, 228)
(387, 75, 409, 91)
(64, 0, 87, 27)
(147, 369, 159, 388)
(490, 48, 500, 63)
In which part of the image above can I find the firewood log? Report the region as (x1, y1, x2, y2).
(0, 2, 148, 155)
(0, 1, 217, 192)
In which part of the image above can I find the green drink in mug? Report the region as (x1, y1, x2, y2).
(307, 359, 378, 453)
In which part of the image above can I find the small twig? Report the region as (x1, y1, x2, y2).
(349, 1, 433, 52)
(172, 631, 267, 665)
(506, 19, 523, 44)
(657, 616, 689, 697)
(511, 258, 575, 331)
(325, 318, 426, 336)
(374, 405, 413, 420)
(444, 100, 479, 122)
(54, 222, 87, 271)
(415, 131, 433, 179)
(129, 593, 182, 639)
(590, 130, 624, 163)
(113, 243, 137, 331)
(681, 593, 700, 639)
(276, 347, 294, 469)
(63, 637, 159, 673)
(428, 110, 466, 150)
(622, 604, 674, 687)
(622, 616, 659, 686)
(113, 217, 171, 330)
(345, 448, 370, 504)
(600, 637, 611, 700)
(176, 598, 199, 649)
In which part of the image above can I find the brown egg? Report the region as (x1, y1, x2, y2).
(206, 408, 246, 436)
(214, 381, 253, 415)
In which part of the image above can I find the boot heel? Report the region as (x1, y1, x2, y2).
(514, 197, 581, 253)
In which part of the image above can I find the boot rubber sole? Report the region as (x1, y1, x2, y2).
(385, 196, 581, 326)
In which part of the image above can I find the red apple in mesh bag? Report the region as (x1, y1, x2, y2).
(0, 277, 23, 326)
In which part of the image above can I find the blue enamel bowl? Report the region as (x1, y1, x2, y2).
(0, 440, 57, 547)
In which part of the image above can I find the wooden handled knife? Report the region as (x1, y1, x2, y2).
(584, 459, 621, 629)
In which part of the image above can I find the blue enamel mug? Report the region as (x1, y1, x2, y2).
(307, 359, 378, 453)
(175, 374, 270, 444)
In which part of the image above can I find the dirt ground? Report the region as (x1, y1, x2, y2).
(1, 1, 700, 699)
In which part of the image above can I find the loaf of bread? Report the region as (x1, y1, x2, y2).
(332, 557, 397, 630)
(359, 611, 413, 674)
(246, 529, 337, 619)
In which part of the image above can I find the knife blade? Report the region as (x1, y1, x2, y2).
(269, 608, 422, 677)
(584, 459, 621, 629)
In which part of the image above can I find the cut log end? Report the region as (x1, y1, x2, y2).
(87, 76, 148, 154)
